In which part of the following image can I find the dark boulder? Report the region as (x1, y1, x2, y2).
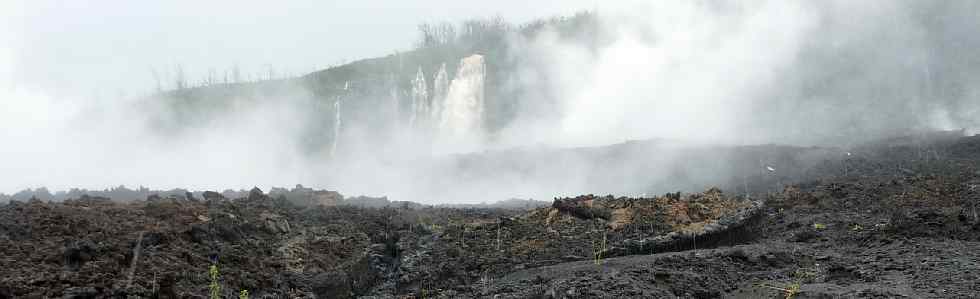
(552, 195, 611, 220)
(185, 224, 209, 244)
(156, 273, 177, 299)
(0, 285, 12, 299)
(789, 229, 821, 243)
(63, 240, 97, 271)
(312, 271, 352, 299)
(62, 286, 98, 299)
(140, 231, 166, 247)
(248, 187, 266, 201)
(202, 191, 224, 201)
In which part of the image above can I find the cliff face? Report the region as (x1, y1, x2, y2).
(141, 13, 600, 157)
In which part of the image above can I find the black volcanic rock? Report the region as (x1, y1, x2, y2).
(202, 191, 224, 201)
(248, 187, 265, 201)
(0, 133, 979, 297)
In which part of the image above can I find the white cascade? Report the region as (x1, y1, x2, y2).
(330, 81, 348, 157)
(438, 54, 486, 138)
(330, 98, 341, 157)
(430, 63, 449, 123)
(389, 75, 400, 118)
(410, 67, 429, 128)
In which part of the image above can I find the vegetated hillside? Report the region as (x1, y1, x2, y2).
(135, 4, 980, 155)
(2, 131, 979, 298)
(142, 12, 598, 153)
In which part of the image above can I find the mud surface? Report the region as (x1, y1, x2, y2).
(2, 132, 979, 298)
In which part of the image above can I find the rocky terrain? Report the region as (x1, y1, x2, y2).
(1, 131, 979, 298)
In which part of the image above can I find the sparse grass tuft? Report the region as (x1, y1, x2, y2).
(592, 229, 607, 265)
(760, 282, 800, 299)
(758, 267, 819, 299)
(208, 264, 221, 299)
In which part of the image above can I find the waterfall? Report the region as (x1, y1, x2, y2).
(430, 63, 449, 123)
(410, 67, 429, 128)
(330, 98, 341, 157)
(437, 54, 486, 138)
(388, 74, 400, 119)
(330, 81, 348, 157)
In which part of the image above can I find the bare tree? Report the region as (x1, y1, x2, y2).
(149, 66, 162, 92)
(416, 22, 457, 48)
(417, 23, 434, 48)
(206, 68, 216, 86)
(232, 65, 242, 83)
(174, 64, 186, 90)
(460, 15, 509, 44)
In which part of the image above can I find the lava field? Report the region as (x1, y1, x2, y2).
(2, 132, 980, 298)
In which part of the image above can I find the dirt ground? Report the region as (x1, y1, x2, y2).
(1, 132, 979, 298)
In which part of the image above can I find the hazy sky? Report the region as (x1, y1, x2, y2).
(6, 0, 596, 96)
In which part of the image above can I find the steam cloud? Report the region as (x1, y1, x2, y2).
(2, 1, 978, 203)
(500, 1, 980, 148)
